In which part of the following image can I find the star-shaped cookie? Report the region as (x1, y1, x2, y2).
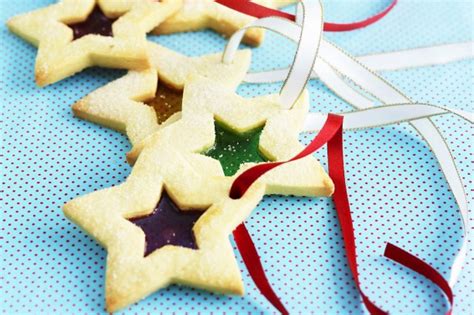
(64, 74, 333, 311)
(72, 41, 251, 153)
(152, 0, 297, 46)
(7, 0, 182, 86)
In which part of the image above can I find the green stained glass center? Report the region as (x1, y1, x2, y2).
(205, 122, 267, 176)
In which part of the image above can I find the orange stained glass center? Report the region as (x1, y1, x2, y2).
(145, 83, 183, 124)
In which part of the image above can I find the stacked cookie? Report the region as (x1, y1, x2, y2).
(7, 0, 333, 312)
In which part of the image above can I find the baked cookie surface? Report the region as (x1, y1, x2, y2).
(152, 0, 297, 46)
(72, 42, 251, 153)
(7, 0, 182, 86)
(64, 74, 333, 311)
(129, 74, 334, 197)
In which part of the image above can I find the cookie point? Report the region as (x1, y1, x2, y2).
(231, 281, 245, 296)
(34, 69, 50, 87)
(105, 287, 132, 313)
(62, 201, 75, 220)
(105, 296, 120, 313)
(324, 177, 335, 196)
(126, 150, 138, 165)
(72, 100, 86, 115)
(5, 17, 15, 29)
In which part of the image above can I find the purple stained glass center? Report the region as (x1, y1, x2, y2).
(129, 191, 204, 257)
(68, 6, 116, 40)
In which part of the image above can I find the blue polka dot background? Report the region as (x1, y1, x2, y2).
(1, 1, 472, 314)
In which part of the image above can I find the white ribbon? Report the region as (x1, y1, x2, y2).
(223, 1, 322, 109)
(358, 41, 474, 71)
(244, 41, 474, 83)
(303, 103, 473, 132)
(223, 0, 471, 287)
(316, 41, 469, 286)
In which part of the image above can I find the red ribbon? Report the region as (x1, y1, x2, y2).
(231, 114, 453, 314)
(216, 0, 398, 32)
(233, 224, 289, 315)
(384, 244, 453, 315)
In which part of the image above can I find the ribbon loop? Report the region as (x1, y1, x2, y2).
(224, 7, 469, 289)
(223, 0, 323, 109)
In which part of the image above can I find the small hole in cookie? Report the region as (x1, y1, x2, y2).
(144, 83, 183, 124)
(128, 190, 204, 257)
(67, 6, 117, 40)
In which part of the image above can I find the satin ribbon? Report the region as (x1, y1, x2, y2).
(222, 2, 470, 290)
(383, 243, 453, 315)
(220, 0, 468, 313)
(244, 41, 474, 83)
(216, 0, 398, 32)
(302, 103, 473, 133)
(356, 41, 474, 71)
(233, 224, 289, 315)
(316, 41, 470, 287)
(232, 115, 454, 314)
(223, 0, 322, 109)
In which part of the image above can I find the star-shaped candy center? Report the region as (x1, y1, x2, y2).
(129, 191, 203, 257)
(205, 122, 267, 176)
(145, 84, 183, 124)
(68, 6, 117, 40)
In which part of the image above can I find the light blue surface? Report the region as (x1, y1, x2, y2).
(1, 0, 472, 314)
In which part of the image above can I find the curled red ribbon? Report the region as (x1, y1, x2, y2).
(216, 0, 398, 32)
(232, 114, 453, 314)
